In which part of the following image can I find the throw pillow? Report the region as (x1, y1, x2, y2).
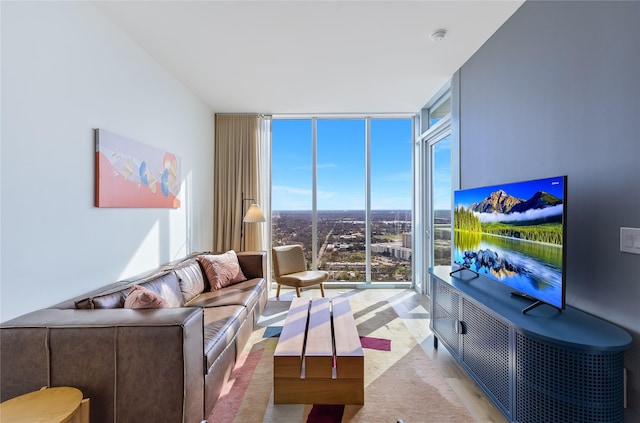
(197, 250, 247, 291)
(124, 285, 169, 309)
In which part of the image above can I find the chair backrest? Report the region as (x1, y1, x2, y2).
(272, 245, 306, 277)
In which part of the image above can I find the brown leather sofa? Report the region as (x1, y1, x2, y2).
(0, 251, 267, 423)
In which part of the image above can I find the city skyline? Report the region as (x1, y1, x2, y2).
(272, 207, 413, 282)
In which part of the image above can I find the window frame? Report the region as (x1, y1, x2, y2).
(271, 114, 415, 289)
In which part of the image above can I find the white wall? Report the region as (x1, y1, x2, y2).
(1, 2, 214, 321)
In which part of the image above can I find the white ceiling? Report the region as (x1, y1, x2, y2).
(94, 1, 524, 114)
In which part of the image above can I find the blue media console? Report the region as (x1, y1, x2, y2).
(429, 266, 631, 423)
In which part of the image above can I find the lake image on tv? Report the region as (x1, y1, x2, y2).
(453, 177, 565, 307)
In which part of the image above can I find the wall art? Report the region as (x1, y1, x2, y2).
(95, 129, 181, 208)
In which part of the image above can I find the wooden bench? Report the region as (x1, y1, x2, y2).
(273, 297, 364, 404)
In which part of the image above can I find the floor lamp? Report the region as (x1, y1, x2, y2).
(240, 193, 266, 251)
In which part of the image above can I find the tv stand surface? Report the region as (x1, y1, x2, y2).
(429, 265, 631, 423)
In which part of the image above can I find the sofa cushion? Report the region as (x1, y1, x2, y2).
(69, 282, 129, 310)
(124, 285, 169, 309)
(186, 278, 264, 311)
(202, 305, 247, 371)
(173, 258, 206, 303)
(197, 251, 246, 291)
(137, 271, 184, 308)
(236, 251, 266, 280)
(91, 288, 128, 309)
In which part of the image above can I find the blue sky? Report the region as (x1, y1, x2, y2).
(454, 176, 566, 209)
(272, 118, 412, 211)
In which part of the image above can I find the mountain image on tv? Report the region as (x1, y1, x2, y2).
(453, 176, 567, 309)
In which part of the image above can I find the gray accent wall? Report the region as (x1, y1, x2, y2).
(457, 1, 639, 419)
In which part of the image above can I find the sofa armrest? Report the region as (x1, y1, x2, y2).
(1, 307, 204, 423)
(237, 250, 266, 279)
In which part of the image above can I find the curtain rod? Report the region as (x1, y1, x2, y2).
(215, 113, 270, 118)
(273, 112, 416, 119)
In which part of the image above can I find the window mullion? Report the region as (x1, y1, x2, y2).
(365, 118, 372, 282)
(312, 117, 318, 271)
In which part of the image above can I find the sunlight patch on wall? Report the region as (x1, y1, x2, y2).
(118, 219, 161, 280)
(170, 170, 191, 260)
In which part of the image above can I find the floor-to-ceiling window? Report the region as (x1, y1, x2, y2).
(428, 131, 452, 266)
(415, 82, 457, 295)
(271, 119, 313, 274)
(369, 119, 413, 281)
(316, 119, 366, 281)
(271, 116, 413, 285)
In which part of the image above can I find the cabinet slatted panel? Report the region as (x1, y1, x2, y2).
(515, 333, 625, 423)
(433, 281, 459, 353)
(462, 299, 511, 414)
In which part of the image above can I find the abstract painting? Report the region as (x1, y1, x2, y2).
(95, 129, 181, 208)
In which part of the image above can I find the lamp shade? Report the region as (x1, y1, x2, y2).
(243, 204, 266, 223)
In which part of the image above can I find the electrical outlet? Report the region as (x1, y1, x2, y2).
(620, 227, 640, 254)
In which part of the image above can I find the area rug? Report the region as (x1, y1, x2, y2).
(207, 299, 474, 423)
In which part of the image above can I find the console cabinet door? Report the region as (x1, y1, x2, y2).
(515, 333, 626, 423)
(461, 298, 512, 418)
(431, 278, 460, 356)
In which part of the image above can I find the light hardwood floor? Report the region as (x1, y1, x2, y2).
(266, 286, 508, 423)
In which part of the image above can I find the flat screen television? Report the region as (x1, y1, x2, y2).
(452, 175, 567, 314)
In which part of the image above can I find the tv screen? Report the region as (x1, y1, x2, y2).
(453, 175, 567, 311)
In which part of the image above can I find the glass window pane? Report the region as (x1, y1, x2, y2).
(370, 118, 413, 282)
(316, 119, 366, 282)
(271, 119, 313, 265)
(431, 135, 452, 265)
(272, 117, 414, 286)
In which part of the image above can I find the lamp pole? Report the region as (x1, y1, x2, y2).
(240, 192, 254, 245)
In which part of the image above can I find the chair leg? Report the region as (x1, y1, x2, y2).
(295, 287, 301, 297)
(276, 284, 281, 299)
(319, 283, 325, 297)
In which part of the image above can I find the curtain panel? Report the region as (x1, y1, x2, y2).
(213, 114, 270, 252)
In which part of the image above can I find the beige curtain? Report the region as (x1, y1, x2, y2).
(213, 114, 270, 252)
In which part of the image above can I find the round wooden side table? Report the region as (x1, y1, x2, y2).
(0, 386, 89, 423)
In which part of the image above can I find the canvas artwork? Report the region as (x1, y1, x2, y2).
(95, 129, 181, 208)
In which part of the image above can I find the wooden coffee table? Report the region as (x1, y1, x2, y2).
(0, 386, 89, 423)
(273, 297, 364, 404)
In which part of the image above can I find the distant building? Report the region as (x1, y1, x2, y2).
(402, 233, 412, 248)
(371, 243, 412, 261)
(324, 262, 366, 271)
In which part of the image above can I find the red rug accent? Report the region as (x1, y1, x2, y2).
(359, 335, 391, 351)
(307, 404, 345, 423)
(207, 347, 264, 421)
